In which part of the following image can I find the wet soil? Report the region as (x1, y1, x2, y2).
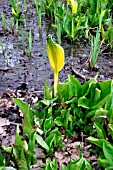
(0, 0, 113, 169)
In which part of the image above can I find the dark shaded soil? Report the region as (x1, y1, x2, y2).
(0, 0, 113, 169)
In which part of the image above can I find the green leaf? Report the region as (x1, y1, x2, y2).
(35, 98, 57, 107)
(47, 0, 54, 5)
(44, 158, 58, 170)
(13, 126, 29, 161)
(108, 124, 113, 139)
(98, 158, 111, 169)
(44, 77, 52, 100)
(35, 134, 49, 152)
(66, 154, 92, 170)
(46, 128, 63, 153)
(99, 80, 112, 99)
(85, 110, 96, 118)
(57, 83, 68, 101)
(61, 164, 67, 170)
(94, 88, 101, 105)
(81, 81, 89, 96)
(68, 74, 81, 98)
(86, 136, 106, 148)
(16, 148, 29, 170)
(94, 122, 106, 139)
(2, 146, 12, 154)
(28, 130, 36, 152)
(44, 117, 53, 132)
(45, 133, 55, 153)
(13, 98, 33, 136)
(91, 94, 110, 110)
(54, 117, 63, 126)
(91, 108, 108, 120)
(78, 96, 89, 108)
(10, 0, 16, 9)
(103, 141, 113, 165)
(0, 152, 5, 167)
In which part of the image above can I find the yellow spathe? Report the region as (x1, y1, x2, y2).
(12, 7, 17, 16)
(46, 36, 65, 96)
(46, 36, 64, 73)
(67, 0, 78, 14)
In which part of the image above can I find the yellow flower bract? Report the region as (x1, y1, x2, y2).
(12, 7, 17, 16)
(46, 37, 64, 73)
(67, 0, 78, 14)
(46, 36, 65, 96)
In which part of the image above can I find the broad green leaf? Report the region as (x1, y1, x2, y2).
(46, 128, 63, 152)
(108, 124, 113, 139)
(66, 155, 92, 170)
(98, 158, 111, 169)
(2, 146, 12, 154)
(105, 167, 113, 170)
(89, 83, 97, 107)
(44, 158, 58, 170)
(78, 96, 89, 108)
(10, 0, 16, 9)
(35, 134, 49, 152)
(91, 108, 108, 120)
(44, 77, 52, 100)
(65, 97, 76, 104)
(99, 80, 112, 99)
(35, 98, 57, 106)
(68, 74, 81, 98)
(81, 81, 89, 96)
(103, 141, 113, 165)
(15, 125, 26, 149)
(13, 98, 33, 136)
(86, 136, 106, 148)
(0, 152, 5, 168)
(16, 148, 29, 170)
(91, 94, 110, 110)
(61, 164, 67, 170)
(46, 133, 55, 153)
(94, 122, 106, 139)
(94, 88, 101, 105)
(57, 83, 68, 101)
(28, 130, 36, 152)
(85, 110, 96, 118)
(44, 117, 53, 132)
(47, 0, 54, 5)
(54, 117, 63, 126)
(63, 15, 72, 36)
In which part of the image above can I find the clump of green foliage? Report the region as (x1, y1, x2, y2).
(0, 75, 113, 169)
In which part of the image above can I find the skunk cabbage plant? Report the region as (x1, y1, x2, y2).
(46, 36, 65, 96)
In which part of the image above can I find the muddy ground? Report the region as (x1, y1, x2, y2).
(0, 0, 113, 169)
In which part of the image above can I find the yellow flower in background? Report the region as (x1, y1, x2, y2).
(72, 0, 78, 14)
(46, 36, 65, 96)
(101, 26, 105, 40)
(67, 0, 78, 14)
(12, 7, 17, 16)
(67, 0, 73, 6)
(101, 9, 106, 17)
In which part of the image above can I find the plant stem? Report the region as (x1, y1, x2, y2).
(16, 19, 18, 36)
(54, 72, 58, 96)
(72, 16, 74, 39)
